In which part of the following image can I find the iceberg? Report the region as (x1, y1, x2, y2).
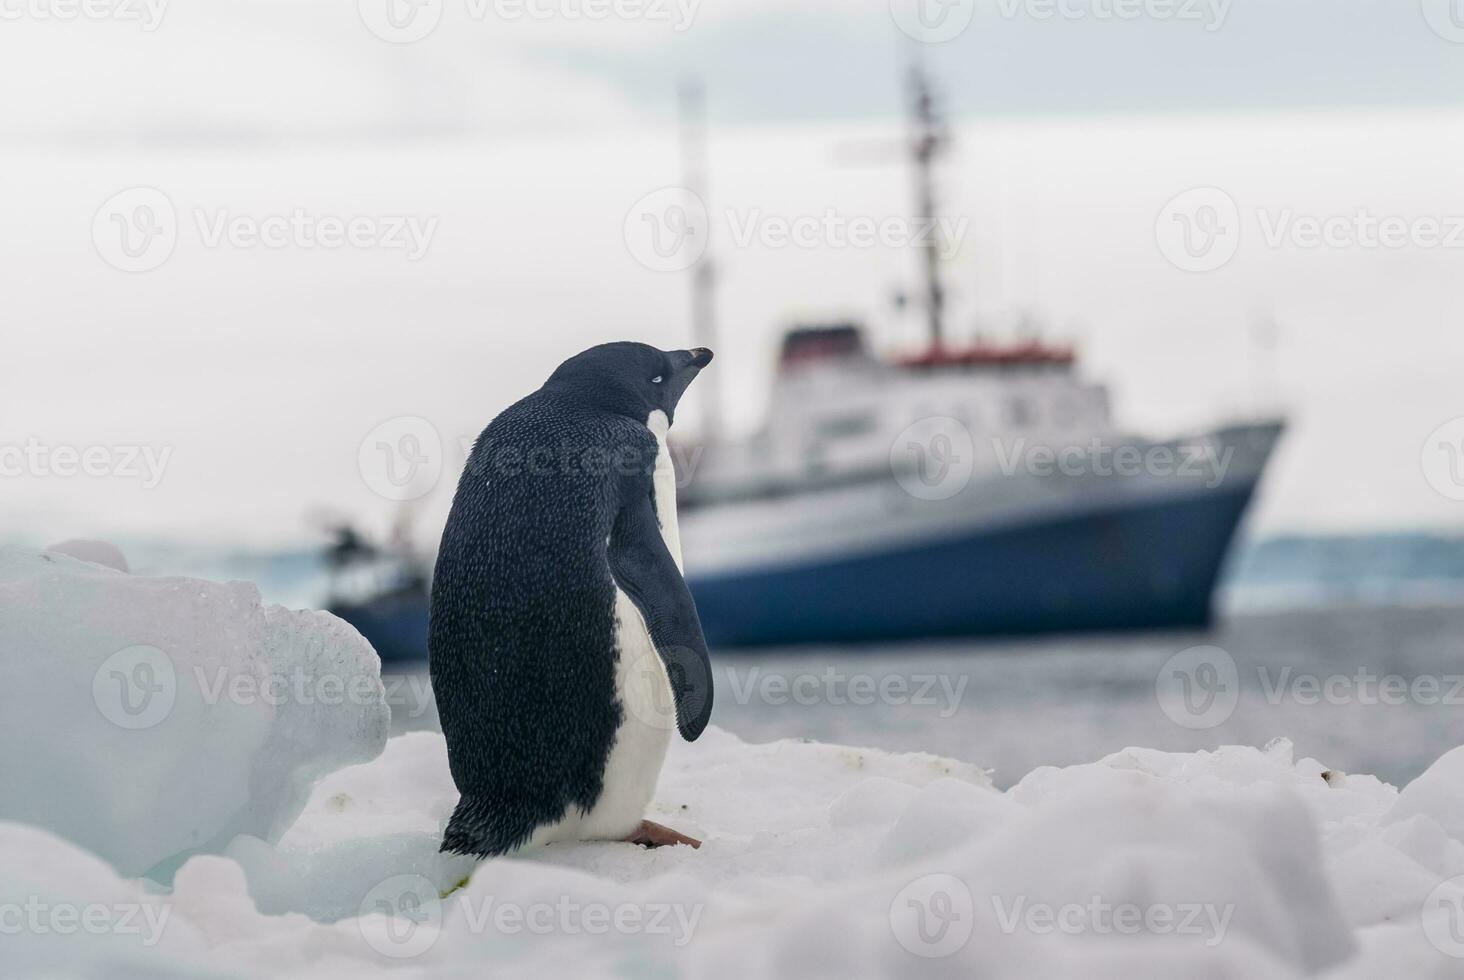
(0, 547, 390, 879)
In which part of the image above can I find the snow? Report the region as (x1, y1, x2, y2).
(8, 545, 1464, 977)
(11, 728, 1464, 978)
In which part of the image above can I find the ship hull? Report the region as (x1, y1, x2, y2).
(329, 585, 429, 664)
(688, 482, 1256, 646)
(682, 422, 1282, 647)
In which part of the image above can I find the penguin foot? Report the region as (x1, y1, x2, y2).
(625, 820, 701, 849)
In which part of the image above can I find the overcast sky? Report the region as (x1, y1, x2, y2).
(3, 0, 1463, 140)
(3, 0, 1463, 546)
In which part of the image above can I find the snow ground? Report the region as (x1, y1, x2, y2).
(6, 544, 1464, 978)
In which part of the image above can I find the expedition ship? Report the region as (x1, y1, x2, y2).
(676, 324, 1282, 646)
(672, 68, 1283, 645)
(329, 68, 1283, 658)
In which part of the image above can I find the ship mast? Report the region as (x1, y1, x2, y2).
(680, 79, 723, 442)
(909, 64, 949, 350)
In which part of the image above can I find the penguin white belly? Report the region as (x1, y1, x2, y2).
(645, 410, 684, 571)
(523, 590, 673, 847)
(575, 410, 682, 841)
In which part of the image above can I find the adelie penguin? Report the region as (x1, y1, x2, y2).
(430, 342, 715, 856)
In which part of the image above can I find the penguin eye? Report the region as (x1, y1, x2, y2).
(650, 376, 663, 384)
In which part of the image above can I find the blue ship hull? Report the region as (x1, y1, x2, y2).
(330, 586, 430, 665)
(332, 476, 1265, 659)
(686, 483, 1258, 647)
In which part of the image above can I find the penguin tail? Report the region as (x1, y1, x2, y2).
(440, 796, 532, 858)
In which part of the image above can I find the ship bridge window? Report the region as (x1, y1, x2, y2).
(816, 414, 876, 440)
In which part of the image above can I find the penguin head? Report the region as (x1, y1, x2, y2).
(546, 342, 714, 425)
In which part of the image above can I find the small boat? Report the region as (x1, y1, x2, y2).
(321, 522, 430, 664)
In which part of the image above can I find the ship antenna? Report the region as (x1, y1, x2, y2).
(680, 78, 723, 441)
(909, 63, 949, 350)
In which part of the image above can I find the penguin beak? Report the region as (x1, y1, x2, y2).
(663, 349, 713, 414)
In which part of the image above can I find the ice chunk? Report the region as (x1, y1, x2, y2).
(0, 546, 390, 878)
(46, 539, 130, 572)
(224, 733, 476, 921)
(1384, 745, 1464, 844)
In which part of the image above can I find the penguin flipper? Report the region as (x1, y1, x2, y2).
(608, 488, 714, 742)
